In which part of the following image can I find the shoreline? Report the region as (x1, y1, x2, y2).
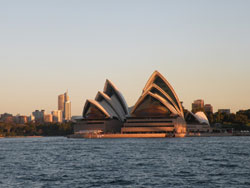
(1, 132, 250, 139)
(2, 136, 44, 138)
(67, 132, 250, 139)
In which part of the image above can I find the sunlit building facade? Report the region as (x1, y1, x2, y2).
(64, 101, 71, 121)
(32, 110, 45, 123)
(44, 114, 53, 123)
(204, 104, 213, 114)
(52, 110, 63, 123)
(192, 99, 204, 113)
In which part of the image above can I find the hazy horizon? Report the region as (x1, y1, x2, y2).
(1, 0, 250, 116)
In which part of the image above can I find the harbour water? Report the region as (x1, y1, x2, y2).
(1, 137, 250, 188)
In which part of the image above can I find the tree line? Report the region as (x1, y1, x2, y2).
(202, 109, 250, 131)
(207, 112, 249, 125)
(0, 122, 74, 137)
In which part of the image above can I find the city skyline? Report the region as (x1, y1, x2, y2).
(1, 1, 250, 115)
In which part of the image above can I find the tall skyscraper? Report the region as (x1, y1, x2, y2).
(58, 91, 71, 121)
(64, 100, 71, 121)
(64, 92, 69, 102)
(58, 94, 65, 112)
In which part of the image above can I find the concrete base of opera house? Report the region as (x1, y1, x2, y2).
(67, 133, 187, 139)
(72, 116, 187, 138)
(74, 119, 123, 134)
(121, 117, 186, 135)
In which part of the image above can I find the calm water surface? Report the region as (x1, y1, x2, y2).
(0, 136, 250, 188)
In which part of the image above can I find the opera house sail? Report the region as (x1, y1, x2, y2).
(74, 79, 129, 134)
(142, 71, 184, 117)
(122, 71, 186, 137)
(185, 111, 211, 133)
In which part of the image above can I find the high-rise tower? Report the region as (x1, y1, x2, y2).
(64, 91, 69, 102)
(64, 100, 71, 121)
(58, 91, 71, 121)
(58, 94, 65, 112)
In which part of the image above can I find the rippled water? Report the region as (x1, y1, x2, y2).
(0, 137, 250, 188)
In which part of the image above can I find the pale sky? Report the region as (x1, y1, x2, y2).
(1, 0, 250, 116)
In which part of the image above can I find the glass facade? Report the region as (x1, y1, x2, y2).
(154, 76, 179, 110)
(150, 87, 179, 112)
(133, 95, 172, 117)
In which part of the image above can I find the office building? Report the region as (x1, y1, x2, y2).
(58, 94, 65, 112)
(64, 101, 71, 121)
(218, 109, 230, 115)
(204, 104, 213, 114)
(28, 115, 35, 122)
(52, 110, 63, 123)
(192, 99, 204, 113)
(15, 115, 28, 124)
(58, 91, 71, 121)
(32, 110, 45, 123)
(44, 114, 53, 123)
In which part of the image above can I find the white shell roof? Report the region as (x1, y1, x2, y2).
(83, 99, 111, 118)
(195, 111, 210, 125)
(95, 91, 123, 121)
(82, 79, 129, 121)
(103, 79, 129, 116)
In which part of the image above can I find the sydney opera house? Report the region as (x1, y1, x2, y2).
(74, 71, 210, 137)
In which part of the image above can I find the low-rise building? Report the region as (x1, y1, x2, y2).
(218, 109, 230, 115)
(44, 114, 53, 123)
(28, 115, 35, 122)
(204, 104, 213, 114)
(15, 115, 28, 124)
(192, 99, 204, 113)
(52, 110, 63, 123)
(0, 113, 14, 123)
